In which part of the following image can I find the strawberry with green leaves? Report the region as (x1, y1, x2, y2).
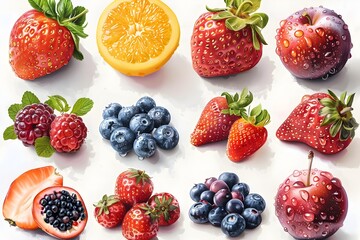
(94, 194, 127, 228)
(226, 104, 270, 162)
(191, 0, 268, 77)
(190, 89, 253, 146)
(9, 0, 88, 80)
(147, 192, 180, 226)
(276, 90, 358, 154)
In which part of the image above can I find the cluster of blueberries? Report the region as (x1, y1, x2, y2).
(99, 96, 179, 159)
(188, 172, 266, 237)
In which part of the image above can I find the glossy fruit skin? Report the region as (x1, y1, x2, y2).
(147, 192, 180, 226)
(213, 189, 232, 207)
(9, 10, 75, 80)
(153, 125, 179, 150)
(189, 183, 209, 202)
(2, 166, 63, 230)
(241, 208, 262, 229)
(94, 195, 127, 228)
(243, 193, 266, 213)
(99, 117, 123, 140)
(225, 199, 244, 214)
(191, 12, 263, 77)
(276, 93, 352, 154)
(32, 186, 87, 239)
(114, 169, 154, 208)
(210, 180, 230, 192)
(118, 106, 141, 127)
(110, 127, 136, 156)
(133, 133, 157, 159)
(129, 114, 155, 134)
(188, 202, 212, 224)
(227, 118, 268, 161)
(148, 106, 171, 128)
(221, 213, 246, 237)
(232, 182, 250, 198)
(191, 96, 240, 146)
(218, 172, 239, 189)
(136, 96, 156, 113)
(208, 206, 228, 227)
(200, 190, 215, 205)
(102, 103, 122, 119)
(275, 168, 348, 239)
(275, 6, 352, 80)
(50, 113, 87, 152)
(14, 103, 56, 145)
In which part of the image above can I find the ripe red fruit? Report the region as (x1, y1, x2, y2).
(275, 151, 348, 239)
(191, 0, 268, 77)
(50, 113, 88, 152)
(9, 1, 88, 80)
(226, 104, 270, 162)
(276, 90, 358, 154)
(2, 166, 63, 230)
(122, 203, 159, 240)
(148, 192, 180, 226)
(275, 6, 352, 80)
(14, 103, 55, 145)
(32, 186, 88, 239)
(115, 169, 154, 207)
(94, 194, 127, 228)
(190, 90, 253, 146)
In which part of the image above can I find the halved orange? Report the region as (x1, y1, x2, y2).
(97, 0, 180, 76)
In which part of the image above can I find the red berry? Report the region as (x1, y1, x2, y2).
(49, 113, 87, 152)
(94, 195, 127, 228)
(14, 103, 55, 145)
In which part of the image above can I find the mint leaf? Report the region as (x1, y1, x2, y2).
(71, 98, 94, 116)
(3, 125, 17, 140)
(22, 91, 40, 106)
(47, 95, 71, 112)
(8, 103, 24, 121)
(57, 0, 73, 20)
(35, 136, 55, 158)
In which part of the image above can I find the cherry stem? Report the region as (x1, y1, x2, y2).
(302, 12, 312, 25)
(307, 151, 314, 186)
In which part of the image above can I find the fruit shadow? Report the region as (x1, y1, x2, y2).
(29, 229, 80, 240)
(201, 56, 276, 99)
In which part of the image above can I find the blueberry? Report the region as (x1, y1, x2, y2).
(188, 202, 212, 224)
(102, 103, 122, 119)
(189, 183, 208, 202)
(208, 206, 228, 227)
(110, 127, 136, 156)
(221, 213, 246, 237)
(136, 96, 156, 113)
(241, 208, 262, 229)
(129, 113, 154, 134)
(147, 106, 171, 127)
(199, 190, 215, 205)
(213, 189, 232, 207)
(118, 106, 140, 127)
(232, 182, 250, 198)
(218, 172, 239, 189)
(133, 133, 157, 159)
(243, 193, 266, 212)
(225, 199, 244, 214)
(152, 125, 179, 150)
(99, 117, 123, 140)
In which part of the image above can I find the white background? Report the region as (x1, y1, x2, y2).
(1, 0, 359, 239)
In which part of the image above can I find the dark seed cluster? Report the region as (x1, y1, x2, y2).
(39, 190, 86, 232)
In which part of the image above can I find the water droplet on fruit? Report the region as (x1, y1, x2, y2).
(303, 213, 315, 222)
(313, 176, 320, 182)
(276, 47, 281, 55)
(294, 30, 303, 38)
(331, 178, 342, 188)
(322, 231, 329, 237)
(320, 171, 333, 180)
(303, 63, 310, 70)
(320, 197, 326, 204)
(284, 185, 290, 192)
(286, 206, 295, 220)
(333, 191, 343, 202)
(326, 184, 332, 190)
(291, 198, 298, 206)
(282, 56, 288, 63)
(300, 190, 309, 201)
(293, 181, 306, 188)
(324, 52, 333, 58)
(291, 50, 297, 57)
(282, 194, 288, 201)
(320, 212, 327, 220)
(283, 39, 289, 48)
(293, 170, 301, 177)
(303, 37, 312, 48)
(284, 227, 288, 232)
(315, 28, 325, 37)
(312, 195, 319, 203)
(328, 35, 334, 41)
(341, 35, 347, 41)
(343, 24, 348, 30)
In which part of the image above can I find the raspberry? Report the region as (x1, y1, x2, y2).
(50, 113, 87, 152)
(14, 103, 56, 145)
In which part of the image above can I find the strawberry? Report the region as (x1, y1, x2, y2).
(191, 0, 268, 77)
(226, 104, 270, 162)
(94, 194, 127, 228)
(115, 169, 154, 207)
(122, 203, 159, 240)
(2, 166, 63, 230)
(9, 0, 88, 80)
(148, 192, 180, 226)
(276, 90, 358, 154)
(190, 89, 253, 146)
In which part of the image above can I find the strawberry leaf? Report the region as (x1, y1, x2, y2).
(57, 0, 73, 20)
(35, 136, 56, 158)
(71, 98, 94, 116)
(3, 125, 17, 140)
(46, 95, 71, 112)
(72, 6, 87, 25)
(22, 91, 40, 106)
(8, 103, 24, 121)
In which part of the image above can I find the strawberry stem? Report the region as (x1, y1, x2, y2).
(307, 151, 314, 186)
(340, 107, 353, 115)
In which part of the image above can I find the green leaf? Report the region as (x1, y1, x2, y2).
(34, 136, 55, 158)
(327, 90, 339, 101)
(57, 0, 73, 20)
(213, 11, 235, 20)
(3, 125, 17, 140)
(330, 119, 342, 137)
(243, 0, 261, 14)
(71, 98, 94, 116)
(340, 91, 347, 104)
(250, 104, 262, 117)
(28, 0, 55, 18)
(346, 93, 355, 107)
(206, 6, 228, 13)
(8, 103, 24, 121)
(22, 91, 40, 106)
(251, 26, 260, 50)
(47, 95, 71, 112)
(64, 22, 88, 38)
(251, 13, 268, 28)
(72, 6, 87, 26)
(225, 17, 246, 31)
(320, 98, 336, 108)
(28, 0, 43, 12)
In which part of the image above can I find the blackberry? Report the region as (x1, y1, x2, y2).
(14, 103, 56, 145)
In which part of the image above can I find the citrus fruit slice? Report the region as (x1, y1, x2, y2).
(97, 0, 180, 76)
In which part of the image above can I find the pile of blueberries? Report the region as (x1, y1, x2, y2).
(99, 96, 179, 159)
(188, 172, 266, 237)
